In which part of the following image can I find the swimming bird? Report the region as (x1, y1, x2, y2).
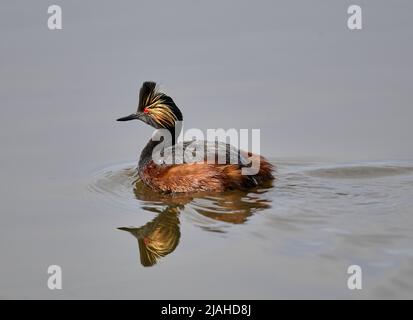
(117, 81, 274, 192)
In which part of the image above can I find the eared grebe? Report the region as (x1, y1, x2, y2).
(117, 81, 274, 193)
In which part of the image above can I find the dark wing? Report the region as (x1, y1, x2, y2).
(153, 140, 250, 166)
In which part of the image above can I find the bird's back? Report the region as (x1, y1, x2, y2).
(139, 140, 274, 193)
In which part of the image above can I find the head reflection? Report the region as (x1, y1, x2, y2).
(119, 206, 181, 267)
(118, 179, 272, 267)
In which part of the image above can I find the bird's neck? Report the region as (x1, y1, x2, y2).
(138, 126, 180, 170)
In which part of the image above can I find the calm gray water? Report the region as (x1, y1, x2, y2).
(1, 1, 413, 299)
(2, 157, 413, 299)
(86, 160, 413, 299)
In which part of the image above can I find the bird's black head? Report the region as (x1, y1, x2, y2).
(117, 81, 183, 130)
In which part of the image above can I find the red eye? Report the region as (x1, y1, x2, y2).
(143, 107, 149, 113)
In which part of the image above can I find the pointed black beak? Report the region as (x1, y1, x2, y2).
(117, 113, 139, 121)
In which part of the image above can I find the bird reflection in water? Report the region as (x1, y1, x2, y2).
(118, 178, 273, 267)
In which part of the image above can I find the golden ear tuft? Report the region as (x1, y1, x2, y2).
(138, 81, 157, 112)
(137, 81, 180, 128)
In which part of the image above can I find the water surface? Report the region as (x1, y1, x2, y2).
(84, 159, 413, 298)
